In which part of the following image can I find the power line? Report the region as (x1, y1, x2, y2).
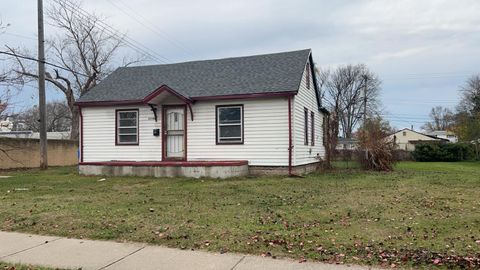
(49, 0, 171, 64)
(2, 32, 37, 41)
(0, 50, 89, 77)
(52, 0, 169, 63)
(106, 0, 195, 59)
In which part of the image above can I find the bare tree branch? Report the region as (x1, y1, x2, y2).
(320, 64, 382, 139)
(4, 0, 140, 139)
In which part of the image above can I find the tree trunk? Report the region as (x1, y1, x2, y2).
(70, 106, 79, 140)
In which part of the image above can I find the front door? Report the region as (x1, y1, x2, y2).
(163, 106, 186, 160)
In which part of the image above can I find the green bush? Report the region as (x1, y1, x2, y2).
(412, 143, 475, 162)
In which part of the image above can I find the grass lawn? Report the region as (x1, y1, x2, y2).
(0, 162, 479, 268)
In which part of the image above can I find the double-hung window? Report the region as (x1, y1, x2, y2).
(304, 108, 309, 145)
(116, 109, 139, 145)
(311, 111, 315, 146)
(216, 105, 243, 144)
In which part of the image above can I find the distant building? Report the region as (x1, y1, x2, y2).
(0, 118, 13, 132)
(425, 130, 458, 143)
(388, 128, 448, 151)
(336, 137, 359, 150)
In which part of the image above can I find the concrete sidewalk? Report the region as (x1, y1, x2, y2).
(0, 231, 374, 270)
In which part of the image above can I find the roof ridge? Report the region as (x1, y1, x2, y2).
(121, 49, 312, 69)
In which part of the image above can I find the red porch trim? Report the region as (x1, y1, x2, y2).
(75, 85, 192, 107)
(79, 160, 248, 167)
(143, 85, 192, 104)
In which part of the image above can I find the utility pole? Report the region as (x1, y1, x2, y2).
(38, 0, 48, 169)
(363, 75, 368, 160)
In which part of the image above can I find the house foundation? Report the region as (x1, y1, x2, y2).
(78, 161, 323, 179)
(78, 161, 249, 179)
(249, 161, 322, 176)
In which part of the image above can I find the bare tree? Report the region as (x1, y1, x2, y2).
(422, 106, 455, 132)
(458, 74, 480, 115)
(454, 74, 480, 144)
(16, 101, 72, 132)
(0, 19, 15, 119)
(7, 0, 136, 139)
(320, 64, 381, 140)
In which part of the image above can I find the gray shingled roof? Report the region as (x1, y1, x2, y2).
(77, 49, 311, 102)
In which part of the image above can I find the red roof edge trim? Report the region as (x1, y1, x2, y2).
(191, 91, 297, 101)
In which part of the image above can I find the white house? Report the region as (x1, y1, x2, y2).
(425, 130, 458, 143)
(76, 49, 329, 178)
(388, 128, 448, 151)
(336, 137, 359, 151)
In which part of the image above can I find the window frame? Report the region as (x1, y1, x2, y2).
(115, 109, 139, 146)
(215, 104, 244, 145)
(311, 111, 315, 146)
(304, 107, 309, 145)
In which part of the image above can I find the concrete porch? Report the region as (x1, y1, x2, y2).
(78, 160, 249, 179)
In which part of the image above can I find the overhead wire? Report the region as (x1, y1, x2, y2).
(49, 0, 171, 64)
(105, 0, 196, 59)
(0, 50, 89, 77)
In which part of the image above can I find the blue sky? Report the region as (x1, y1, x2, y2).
(1, 0, 479, 130)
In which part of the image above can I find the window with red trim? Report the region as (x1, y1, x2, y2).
(311, 111, 315, 146)
(304, 108, 309, 145)
(116, 110, 139, 145)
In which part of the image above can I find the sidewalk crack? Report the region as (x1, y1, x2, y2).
(98, 245, 146, 270)
(230, 256, 246, 270)
(0, 237, 62, 259)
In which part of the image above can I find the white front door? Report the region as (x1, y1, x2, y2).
(163, 106, 185, 160)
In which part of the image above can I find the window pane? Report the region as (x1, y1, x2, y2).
(219, 125, 241, 138)
(119, 112, 137, 119)
(304, 109, 309, 145)
(119, 128, 137, 134)
(119, 135, 137, 143)
(219, 107, 241, 124)
(119, 119, 136, 127)
(220, 138, 242, 142)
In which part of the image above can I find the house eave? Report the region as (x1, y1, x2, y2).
(75, 90, 298, 107)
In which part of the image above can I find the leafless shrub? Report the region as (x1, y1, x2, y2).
(357, 118, 396, 171)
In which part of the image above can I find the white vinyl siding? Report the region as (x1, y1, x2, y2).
(293, 59, 326, 166)
(188, 98, 289, 166)
(82, 105, 161, 162)
(82, 98, 289, 166)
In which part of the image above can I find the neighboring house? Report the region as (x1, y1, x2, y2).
(336, 137, 358, 150)
(0, 117, 13, 132)
(388, 128, 448, 151)
(75, 49, 329, 178)
(425, 130, 458, 143)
